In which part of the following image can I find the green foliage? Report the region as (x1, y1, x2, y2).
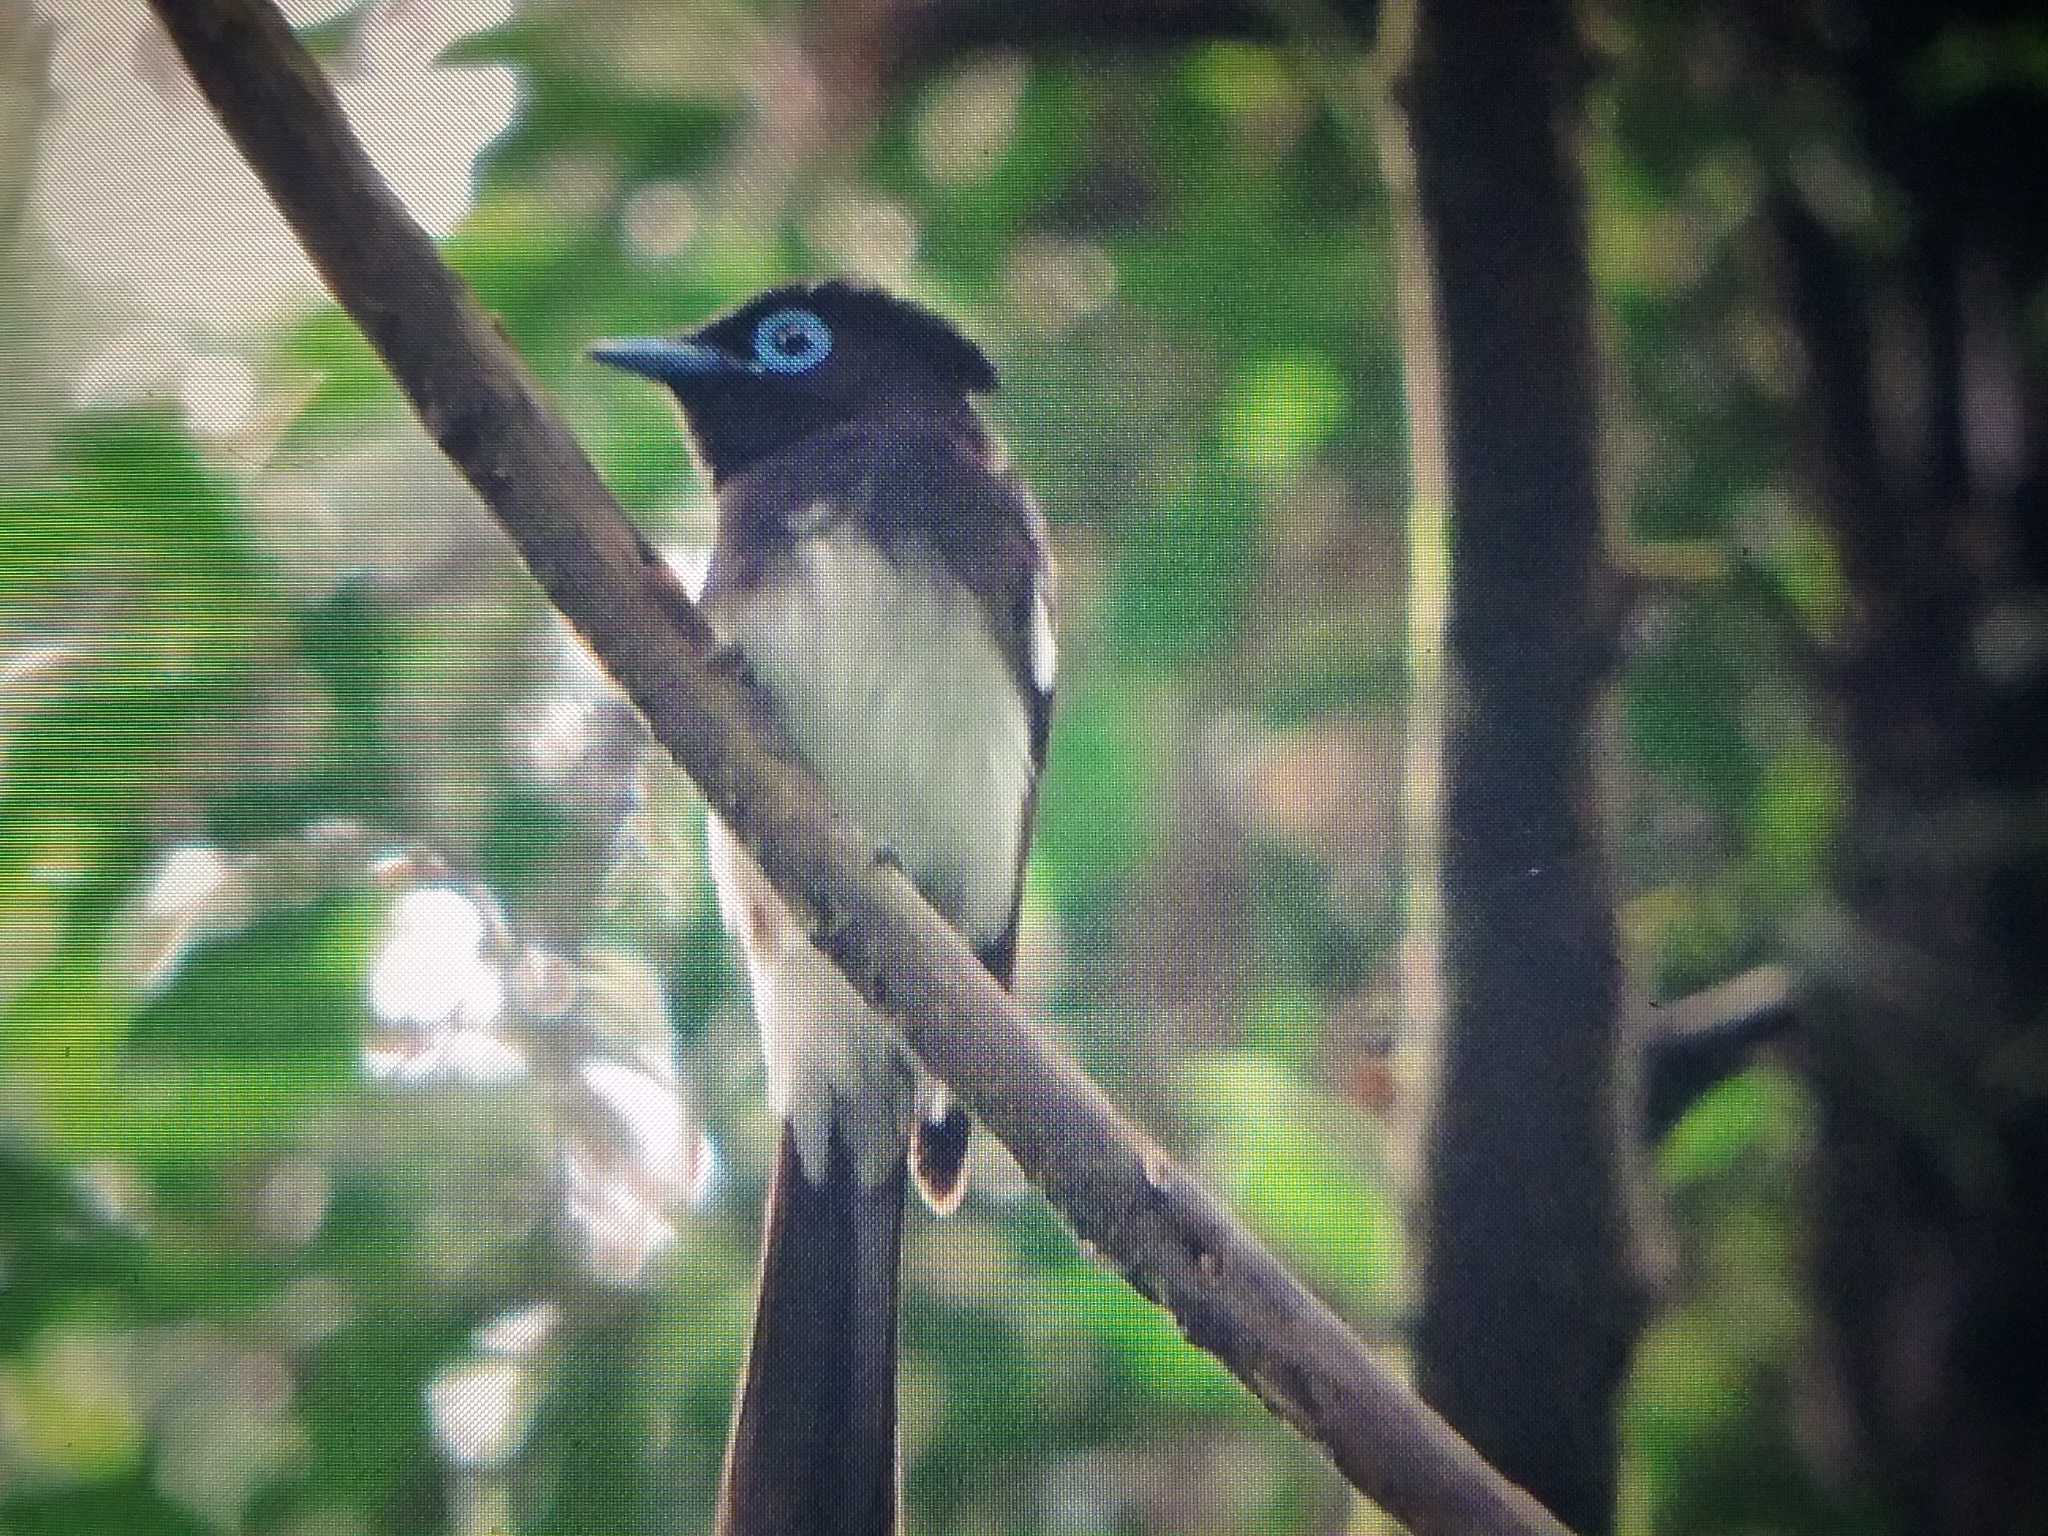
(1029, 675, 1156, 950)
(127, 898, 369, 1073)
(1106, 446, 1261, 665)
(1625, 594, 1768, 809)
(1628, 1065, 1896, 1536)
(0, 0, 1878, 1531)
(1251, 844, 1389, 997)
(1219, 350, 1350, 478)
(1181, 1052, 1405, 1316)
(1657, 1064, 1813, 1190)
(446, 17, 742, 189)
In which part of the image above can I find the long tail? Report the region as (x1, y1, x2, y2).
(716, 1122, 906, 1536)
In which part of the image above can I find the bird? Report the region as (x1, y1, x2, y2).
(591, 281, 1055, 1536)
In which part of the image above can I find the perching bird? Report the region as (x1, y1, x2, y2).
(592, 282, 1054, 1536)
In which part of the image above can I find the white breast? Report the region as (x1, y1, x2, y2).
(705, 527, 1035, 1184)
(726, 526, 1033, 949)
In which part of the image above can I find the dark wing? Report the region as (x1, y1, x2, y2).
(977, 525, 1053, 990)
(882, 425, 1055, 1212)
(867, 423, 1054, 985)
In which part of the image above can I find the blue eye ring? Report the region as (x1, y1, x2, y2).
(751, 308, 832, 374)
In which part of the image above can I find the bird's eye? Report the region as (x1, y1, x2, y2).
(751, 308, 832, 374)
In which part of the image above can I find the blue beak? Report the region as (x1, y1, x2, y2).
(587, 336, 751, 384)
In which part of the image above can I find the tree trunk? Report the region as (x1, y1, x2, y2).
(1387, 0, 1635, 1529)
(1766, 7, 2048, 1526)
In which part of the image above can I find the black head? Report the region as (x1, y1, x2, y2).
(590, 281, 996, 483)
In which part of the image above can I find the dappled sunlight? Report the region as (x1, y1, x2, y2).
(804, 189, 920, 281)
(550, 949, 709, 1284)
(577, 1054, 693, 1196)
(554, 1134, 679, 1285)
(427, 1356, 531, 1468)
(1005, 235, 1119, 333)
(365, 885, 512, 1049)
(32, 0, 518, 321)
(619, 180, 700, 264)
(361, 891, 707, 1282)
(914, 54, 1030, 186)
(128, 842, 241, 988)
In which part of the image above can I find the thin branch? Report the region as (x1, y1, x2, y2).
(1641, 965, 1799, 1142)
(140, 4, 1573, 1533)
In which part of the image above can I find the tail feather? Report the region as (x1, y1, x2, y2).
(910, 1096, 971, 1215)
(717, 1122, 906, 1536)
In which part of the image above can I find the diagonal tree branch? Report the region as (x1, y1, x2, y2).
(140, 3, 1573, 1532)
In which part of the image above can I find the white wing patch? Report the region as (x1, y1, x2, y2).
(1029, 587, 1057, 695)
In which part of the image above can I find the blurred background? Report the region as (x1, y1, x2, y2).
(2, 0, 2044, 1533)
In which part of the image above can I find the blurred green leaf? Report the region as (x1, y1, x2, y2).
(2, 949, 127, 1148)
(3, 1321, 146, 1483)
(1219, 351, 1349, 478)
(1030, 677, 1155, 949)
(0, 413, 272, 931)
(0, 1467, 213, 1536)
(1040, 1236, 1243, 1412)
(1757, 516, 1850, 642)
(1750, 735, 1845, 903)
(0, 410, 259, 600)
(1240, 988, 1321, 1070)
(1251, 843, 1387, 997)
(446, 15, 742, 190)
(1107, 450, 1259, 665)
(518, 1313, 661, 1536)
(289, 1307, 464, 1530)
(1179, 1052, 1404, 1315)
(877, 64, 1088, 283)
(1254, 614, 1406, 726)
(127, 895, 372, 1065)
(1624, 598, 1765, 809)
(1658, 1065, 1814, 1188)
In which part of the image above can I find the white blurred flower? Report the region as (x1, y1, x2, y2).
(525, 694, 600, 783)
(142, 843, 234, 917)
(427, 1356, 530, 1468)
(557, 1136, 678, 1285)
(579, 1055, 691, 1196)
(364, 886, 526, 1083)
(546, 952, 709, 1281)
(473, 1302, 559, 1358)
(369, 886, 504, 1028)
(179, 353, 257, 438)
(361, 1021, 527, 1084)
(126, 842, 251, 990)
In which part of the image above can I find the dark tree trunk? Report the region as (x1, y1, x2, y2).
(1763, 6, 2048, 1529)
(1390, 1, 1635, 1530)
